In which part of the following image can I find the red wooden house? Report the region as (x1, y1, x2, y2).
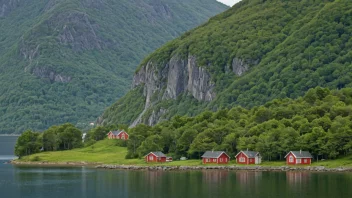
(107, 130, 129, 140)
(145, 151, 167, 163)
(285, 151, 313, 165)
(235, 151, 261, 165)
(201, 151, 230, 164)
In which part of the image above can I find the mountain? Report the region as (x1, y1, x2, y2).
(0, 0, 228, 134)
(99, 0, 352, 126)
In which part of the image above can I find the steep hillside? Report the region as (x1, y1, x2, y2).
(100, 0, 352, 126)
(0, 0, 228, 134)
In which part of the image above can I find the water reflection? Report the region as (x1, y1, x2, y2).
(286, 171, 311, 185)
(203, 170, 229, 184)
(236, 171, 262, 186)
(1, 165, 352, 198)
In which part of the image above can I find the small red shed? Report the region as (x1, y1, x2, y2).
(235, 151, 261, 165)
(145, 151, 167, 163)
(107, 130, 129, 140)
(285, 151, 313, 165)
(201, 151, 230, 164)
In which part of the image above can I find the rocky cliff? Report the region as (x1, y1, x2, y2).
(128, 54, 258, 126)
(130, 55, 216, 126)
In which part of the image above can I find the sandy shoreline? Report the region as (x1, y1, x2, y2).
(9, 161, 352, 172)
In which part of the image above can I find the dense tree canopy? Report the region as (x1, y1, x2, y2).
(126, 87, 352, 161)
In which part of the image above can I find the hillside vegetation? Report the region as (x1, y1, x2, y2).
(101, 0, 352, 127)
(0, 0, 227, 134)
(125, 87, 352, 161)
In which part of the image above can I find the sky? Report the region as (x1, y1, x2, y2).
(217, 0, 241, 6)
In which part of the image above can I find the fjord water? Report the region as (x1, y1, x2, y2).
(1, 136, 352, 198)
(0, 166, 352, 198)
(0, 136, 18, 160)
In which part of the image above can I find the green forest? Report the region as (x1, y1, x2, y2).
(125, 87, 352, 161)
(102, 0, 352, 127)
(16, 87, 352, 163)
(0, 0, 227, 134)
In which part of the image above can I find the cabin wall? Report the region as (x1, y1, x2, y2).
(286, 153, 296, 165)
(218, 153, 229, 164)
(117, 132, 129, 140)
(236, 152, 249, 164)
(145, 154, 166, 163)
(202, 157, 218, 164)
(286, 152, 312, 165)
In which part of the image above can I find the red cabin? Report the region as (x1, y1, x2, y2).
(107, 130, 129, 140)
(145, 151, 167, 163)
(235, 151, 261, 165)
(285, 151, 313, 165)
(201, 151, 230, 164)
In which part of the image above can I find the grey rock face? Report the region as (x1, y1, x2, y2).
(131, 55, 215, 126)
(32, 67, 72, 83)
(148, 108, 167, 126)
(57, 12, 104, 51)
(232, 58, 259, 76)
(0, 0, 20, 17)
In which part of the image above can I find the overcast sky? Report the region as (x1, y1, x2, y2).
(217, 0, 241, 6)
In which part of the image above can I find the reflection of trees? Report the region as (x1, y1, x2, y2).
(236, 171, 262, 187)
(203, 170, 229, 185)
(286, 171, 310, 186)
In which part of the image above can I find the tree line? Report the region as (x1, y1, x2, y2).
(125, 87, 352, 161)
(14, 122, 127, 158)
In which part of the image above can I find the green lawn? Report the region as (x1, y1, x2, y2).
(19, 139, 143, 165)
(17, 139, 352, 168)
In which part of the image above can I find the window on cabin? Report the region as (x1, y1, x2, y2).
(149, 155, 154, 161)
(121, 134, 125, 139)
(239, 157, 245, 162)
(289, 156, 294, 163)
(220, 158, 223, 162)
(304, 159, 307, 163)
(225, 158, 228, 162)
(213, 159, 216, 162)
(296, 159, 301, 164)
(206, 159, 209, 162)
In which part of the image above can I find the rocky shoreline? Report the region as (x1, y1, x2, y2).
(11, 161, 101, 166)
(96, 164, 352, 172)
(10, 161, 352, 172)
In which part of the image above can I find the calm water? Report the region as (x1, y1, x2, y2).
(1, 137, 352, 198)
(0, 136, 18, 160)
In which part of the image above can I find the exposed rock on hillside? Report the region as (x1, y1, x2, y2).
(32, 67, 72, 83)
(232, 58, 258, 76)
(0, 0, 20, 17)
(131, 55, 215, 126)
(57, 12, 105, 51)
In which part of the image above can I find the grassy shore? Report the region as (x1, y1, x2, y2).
(15, 139, 352, 168)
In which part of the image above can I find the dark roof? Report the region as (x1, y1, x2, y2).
(235, 151, 259, 158)
(285, 151, 313, 158)
(110, 130, 127, 136)
(201, 151, 229, 158)
(149, 151, 166, 157)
